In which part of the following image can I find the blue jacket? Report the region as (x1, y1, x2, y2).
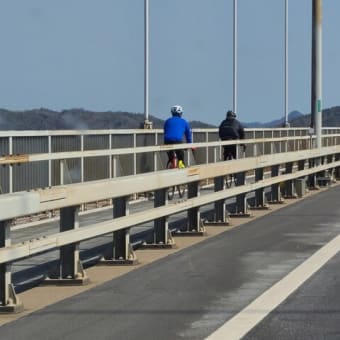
(164, 116, 192, 143)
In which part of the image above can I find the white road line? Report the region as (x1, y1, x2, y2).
(206, 234, 340, 340)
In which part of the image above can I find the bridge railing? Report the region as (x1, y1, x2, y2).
(0, 140, 340, 312)
(0, 127, 340, 195)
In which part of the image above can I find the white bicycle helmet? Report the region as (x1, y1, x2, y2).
(171, 105, 183, 116)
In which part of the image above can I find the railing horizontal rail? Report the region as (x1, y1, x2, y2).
(1, 157, 339, 265)
(1, 145, 339, 221)
(0, 136, 323, 165)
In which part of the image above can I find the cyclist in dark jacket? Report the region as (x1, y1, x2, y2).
(219, 110, 245, 160)
(164, 105, 192, 168)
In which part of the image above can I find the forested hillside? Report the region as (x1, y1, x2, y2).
(0, 106, 339, 130)
(0, 108, 215, 130)
(289, 106, 340, 127)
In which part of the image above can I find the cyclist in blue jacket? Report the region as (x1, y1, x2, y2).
(164, 105, 192, 168)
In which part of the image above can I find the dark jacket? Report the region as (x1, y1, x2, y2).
(218, 117, 245, 140)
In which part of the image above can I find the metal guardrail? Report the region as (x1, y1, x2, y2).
(1, 141, 340, 312)
(1, 127, 340, 193)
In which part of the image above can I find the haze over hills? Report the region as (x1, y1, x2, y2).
(0, 106, 339, 130)
(0, 108, 215, 130)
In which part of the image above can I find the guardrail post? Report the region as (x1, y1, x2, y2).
(283, 162, 297, 198)
(335, 154, 340, 180)
(229, 172, 250, 217)
(292, 160, 308, 197)
(100, 197, 137, 265)
(307, 158, 318, 189)
(206, 176, 229, 226)
(235, 172, 249, 215)
(174, 181, 205, 236)
(141, 189, 175, 248)
(44, 206, 89, 285)
(0, 220, 24, 313)
(268, 165, 284, 204)
(327, 155, 337, 183)
(188, 181, 205, 234)
(215, 176, 227, 222)
(250, 168, 269, 209)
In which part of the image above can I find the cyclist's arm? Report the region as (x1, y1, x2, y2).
(238, 122, 245, 140)
(184, 121, 193, 143)
(218, 121, 224, 139)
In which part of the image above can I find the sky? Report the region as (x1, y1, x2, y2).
(0, 0, 339, 126)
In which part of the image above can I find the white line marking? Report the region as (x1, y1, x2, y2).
(206, 234, 340, 340)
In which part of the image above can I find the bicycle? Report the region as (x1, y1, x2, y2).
(224, 152, 238, 188)
(223, 145, 246, 188)
(166, 150, 186, 200)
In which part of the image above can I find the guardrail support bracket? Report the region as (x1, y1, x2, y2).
(100, 197, 138, 265)
(0, 221, 24, 313)
(173, 182, 206, 236)
(43, 260, 89, 286)
(0, 283, 24, 314)
(43, 206, 90, 285)
(140, 189, 176, 249)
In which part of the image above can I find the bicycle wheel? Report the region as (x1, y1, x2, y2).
(233, 174, 238, 186)
(177, 184, 186, 198)
(225, 175, 233, 188)
(168, 186, 175, 200)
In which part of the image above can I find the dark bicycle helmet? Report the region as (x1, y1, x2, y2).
(226, 110, 236, 118)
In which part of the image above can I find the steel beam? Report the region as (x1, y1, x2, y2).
(140, 188, 175, 248)
(100, 197, 137, 265)
(0, 221, 23, 313)
(174, 181, 206, 236)
(282, 162, 296, 198)
(250, 168, 269, 209)
(43, 206, 89, 285)
(212, 176, 229, 224)
(234, 172, 249, 215)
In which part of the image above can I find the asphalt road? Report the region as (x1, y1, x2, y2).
(2, 185, 340, 340)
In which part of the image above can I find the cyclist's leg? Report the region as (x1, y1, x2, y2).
(175, 148, 186, 195)
(224, 145, 234, 187)
(224, 145, 234, 161)
(166, 150, 176, 199)
(223, 146, 228, 161)
(176, 149, 185, 168)
(231, 144, 237, 160)
(167, 150, 178, 169)
(167, 150, 175, 168)
(230, 145, 238, 185)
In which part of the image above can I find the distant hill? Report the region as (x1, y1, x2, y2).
(289, 106, 340, 127)
(244, 107, 340, 128)
(0, 106, 339, 130)
(244, 111, 304, 128)
(0, 108, 215, 130)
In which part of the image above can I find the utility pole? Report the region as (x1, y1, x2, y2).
(311, 0, 322, 147)
(233, 0, 238, 114)
(143, 0, 152, 129)
(284, 0, 289, 127)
